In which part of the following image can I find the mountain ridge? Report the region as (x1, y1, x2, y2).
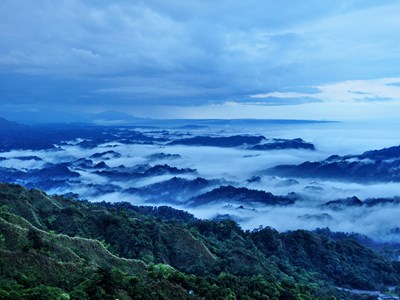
(267, 144, 400, 182)
(0, 183, 399, 299)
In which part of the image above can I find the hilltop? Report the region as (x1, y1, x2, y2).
(0, 183, 399, 299)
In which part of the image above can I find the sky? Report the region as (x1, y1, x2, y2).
(1, 0, 400, 121)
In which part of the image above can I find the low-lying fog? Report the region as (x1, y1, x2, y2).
(2, 120, 400, 242)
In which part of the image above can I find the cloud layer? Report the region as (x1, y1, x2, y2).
(1, 1, 400, 119)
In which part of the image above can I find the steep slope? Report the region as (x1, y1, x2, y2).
(0, 209, 206, 299)
(0, 211, 146, 283)
(0, 183, 399, 299)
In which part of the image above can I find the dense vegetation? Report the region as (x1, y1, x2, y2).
(268, 144, 400, 183)
(0, 183, 399, 299)
(0, 117, 163, 151)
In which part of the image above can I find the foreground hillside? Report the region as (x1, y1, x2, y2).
(0, 183, 399, 299)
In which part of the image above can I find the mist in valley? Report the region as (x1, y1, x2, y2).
(1, 120, 399, 242)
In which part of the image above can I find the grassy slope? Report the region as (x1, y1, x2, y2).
(0, 183, 399, 299)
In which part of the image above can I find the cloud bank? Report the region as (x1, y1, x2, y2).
(1, 1, 400, 120)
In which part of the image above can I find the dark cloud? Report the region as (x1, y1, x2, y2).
(0, 0, 400, 118)
(242, 96, 323, 106)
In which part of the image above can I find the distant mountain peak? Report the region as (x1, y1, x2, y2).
(0, 116, 27, 129)
(91, 110, 143, 123)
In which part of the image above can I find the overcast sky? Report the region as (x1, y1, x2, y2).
(1, 0, 400, 121)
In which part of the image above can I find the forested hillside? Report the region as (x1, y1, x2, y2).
(0, 183, 399, 299)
